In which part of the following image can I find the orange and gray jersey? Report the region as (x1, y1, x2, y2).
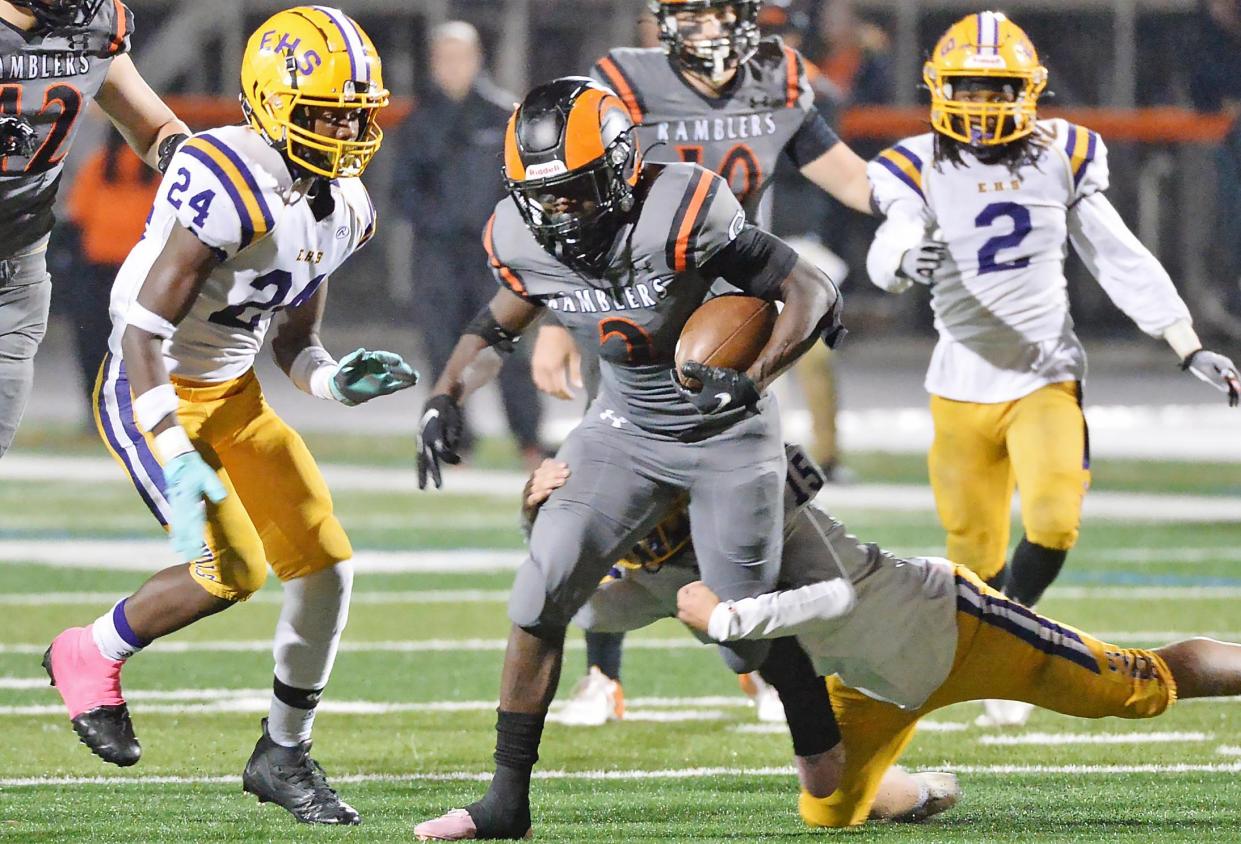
(0, 0, 133, 256)
(591, 37, 838, 228)
(485, 161, 754, 438)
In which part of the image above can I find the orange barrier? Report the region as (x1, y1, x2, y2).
(158, 96, 1233, 145)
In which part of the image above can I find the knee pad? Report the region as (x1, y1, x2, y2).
(274, 561, 353, 690)
(1024, 496, 1080, 551)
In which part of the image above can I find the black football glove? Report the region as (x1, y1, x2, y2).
(1182, 349, 1241, 407)
(0, 115, 37, 159)
(417, 394, 464, 490)
(673, 362, 761, 415)
(156, 132, 190, 175)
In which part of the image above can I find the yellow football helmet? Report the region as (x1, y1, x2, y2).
(923, 11, 1047, 147)
(241, 6, 389, 178)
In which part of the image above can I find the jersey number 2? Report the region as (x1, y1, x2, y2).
(975, 201, 1032, 275)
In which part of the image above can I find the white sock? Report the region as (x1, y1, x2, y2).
(91, 600, 144, 662)
(268, 562, 353, 747)
(268, 696, 317, 747)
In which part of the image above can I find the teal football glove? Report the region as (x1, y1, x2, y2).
(330, 348, 420, 406)
(163, 451, 228, 562)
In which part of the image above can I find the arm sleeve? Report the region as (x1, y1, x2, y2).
(667, 169, 745, 274)
(786, 110, 841, 169)
(866, 196, 928, 293)
(1068, 192, 1191, 337)
(706, 579, 857, 642)
(699, 225, 800, 300)
(164, 135, 281, 260)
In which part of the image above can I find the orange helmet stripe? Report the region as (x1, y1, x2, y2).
(503, 112, 526, 180)
(563, 87, 631, 171)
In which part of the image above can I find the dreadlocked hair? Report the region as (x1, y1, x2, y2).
(933, 124, 1052, 175)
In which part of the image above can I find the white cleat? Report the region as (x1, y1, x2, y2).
(739, 672, 786, 724)
(551, 666, 624, 727)
(891, 772, 962, 822)
(975, 698, 1035, 727)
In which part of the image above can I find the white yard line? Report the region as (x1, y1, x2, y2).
(5, 761, 1241, 788)
(978, 731, 1210, 746)
(8, 585, 1241, 607)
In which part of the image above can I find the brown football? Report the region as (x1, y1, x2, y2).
(675, 294, 777, 388)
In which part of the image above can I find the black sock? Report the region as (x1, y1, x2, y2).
(757, 637, 840, 757)
(584, 630, 624, 681)
(1005, 537, 1068, 607)
(984, 566, 1008, 593)
(466, 710, 545, 837)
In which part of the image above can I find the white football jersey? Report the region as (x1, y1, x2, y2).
(109, 124, 378, 382)
(867, 118, 1190, 403)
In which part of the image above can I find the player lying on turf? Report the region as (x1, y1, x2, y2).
(413, 76, 842, 840)
(866, 11, 1240, 727)
(43, 7, 413, 825)
(527, 448, 1241, 828)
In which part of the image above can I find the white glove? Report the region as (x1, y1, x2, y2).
(897, 240, 948, 285)
(1182, 349, 1240, 407)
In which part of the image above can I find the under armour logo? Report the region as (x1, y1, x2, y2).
(600, 409, 628, 428)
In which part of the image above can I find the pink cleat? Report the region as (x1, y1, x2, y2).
(414, 808, 532, 841)
(43, 626, 141, 767)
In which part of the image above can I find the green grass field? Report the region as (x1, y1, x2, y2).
(2, 434, 1241, 842)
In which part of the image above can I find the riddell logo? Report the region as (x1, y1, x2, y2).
(525, 160, 568, 179)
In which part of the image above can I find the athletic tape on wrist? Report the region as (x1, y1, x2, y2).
(290, 346, 339, 400)
(153, 425, 195, 463)
(131, 383, 180, 432)
(1163, 319, 1202, 362)
(126, 303, 177, 339)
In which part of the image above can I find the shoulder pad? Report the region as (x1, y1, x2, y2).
(870, 137, 931, 207)
(483, 201, 535, 300)
(170, 129, 285, 257)
(592, 48, 657, 122)
(39, 0, 132, 57)
(655, 163, 742, 273)
(336, 178, 378, 250)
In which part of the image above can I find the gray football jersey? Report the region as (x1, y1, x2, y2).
(592, 38, 828, 228)
(486, 162, 760, 438)
(0, 0, 133, 255)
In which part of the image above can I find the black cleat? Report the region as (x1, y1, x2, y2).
(242, 718, 360, 825)
(42, 641, 141, 767)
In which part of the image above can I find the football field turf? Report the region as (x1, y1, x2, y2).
(2, 439, 1240, 842)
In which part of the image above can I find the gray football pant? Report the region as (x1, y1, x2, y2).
(0, 250, 51, 459)
(510, 396, 786, 673)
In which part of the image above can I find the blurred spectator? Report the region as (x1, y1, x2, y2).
(814, 0, 893, 106)
(1191, 0, 1241, 313)
(392, 21, 545, 467)
(61, 132, 160, 415)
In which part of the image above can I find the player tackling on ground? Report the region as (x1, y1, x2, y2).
(0, 0, 189, 459)
(520, 447, 1241, 828)
(43, 7, 415, 825)
(866, 11, 1240, 726)
(413, 76, 842, 840)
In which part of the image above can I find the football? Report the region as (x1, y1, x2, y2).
(674, 294, 777, 388)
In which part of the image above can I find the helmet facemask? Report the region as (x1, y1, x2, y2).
(9, 0, 105, 33)
(651, 1, 762, 85)
(507, 127, 638, 273)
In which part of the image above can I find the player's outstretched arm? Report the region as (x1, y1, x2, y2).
(96, 54, 191, 173)
(120, 224, 227, 561)
(677, 578, 856, 641)
(273, 286, 419, 407)
(417, 288, 543, 489)
(1068, 192, 1240, 406)
(800, 141, 874, 215)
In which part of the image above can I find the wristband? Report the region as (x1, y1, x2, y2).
(289, 346, 340, 401)
(153, 425, 195, 463)
(131, 383, 179, 432)
(1163, 319, 1202, 361)
(707, 601, 738, 642)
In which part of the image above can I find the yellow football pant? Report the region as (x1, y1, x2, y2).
(928, 381, 1091, 581)
(93, 355, 352, 601)
(801, 566, 1176, 828)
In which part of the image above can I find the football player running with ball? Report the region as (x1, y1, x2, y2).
(413, 77, 842, 840)
(535, 0, 875, 727)
(0, 0, 189, 459)
(43, 7, 415, 825)
(866, 11, 1240, 726)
